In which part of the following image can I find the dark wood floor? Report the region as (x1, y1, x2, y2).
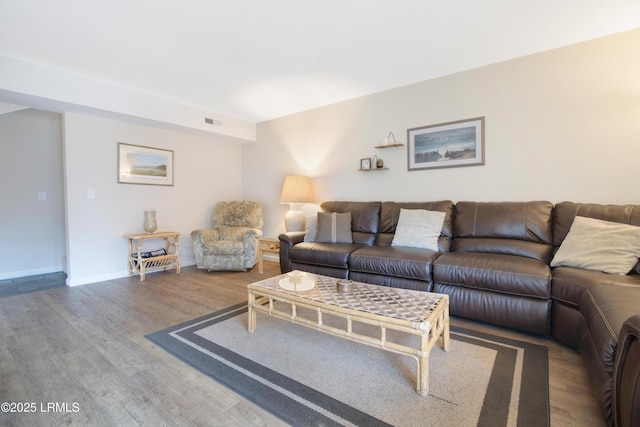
(0, 263, 604, 426)
(0, 272, 66, 298)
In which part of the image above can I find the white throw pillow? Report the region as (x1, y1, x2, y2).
(391, 209, 446, 251)
(550, 216, 640, 275)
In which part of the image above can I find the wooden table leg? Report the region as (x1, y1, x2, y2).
(248, 290, 256, 332)
(443, 306, 450, 352)
(418, 334, 429, 396)
(258, 244, 264, 274)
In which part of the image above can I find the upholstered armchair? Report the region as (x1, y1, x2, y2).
(191, 201, 263, 271)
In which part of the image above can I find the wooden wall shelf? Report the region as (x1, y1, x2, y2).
(374, 143, 405, 149)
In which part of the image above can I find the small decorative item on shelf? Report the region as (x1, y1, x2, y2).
(374, 155, 384, 168)
(382, 131, 396, 146)
(143, 209, 157, 234)
(360, 157, 371, 170)
(387, 131, 397, 145)
(375, 131, 404, 148)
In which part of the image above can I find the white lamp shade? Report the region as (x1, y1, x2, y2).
(280, 176, 314, 204)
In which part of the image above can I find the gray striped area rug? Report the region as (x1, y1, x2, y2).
(146, 302, 549, 427)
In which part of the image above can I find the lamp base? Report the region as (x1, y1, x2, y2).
(284, 209, 307, 232)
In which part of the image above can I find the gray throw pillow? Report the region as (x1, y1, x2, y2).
(316, 212, 353, 243)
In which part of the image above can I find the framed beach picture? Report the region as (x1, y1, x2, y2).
(407, 117, 485, 171)
(117, 143, 174, 186)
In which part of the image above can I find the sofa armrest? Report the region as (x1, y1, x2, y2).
(191, 229, 221, 244)
(613, 314, 640, 427)
(279, 231, 305, 246)
(279, 232, 305, 273)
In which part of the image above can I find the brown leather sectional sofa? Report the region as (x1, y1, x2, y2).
(278, 200, 640, 427)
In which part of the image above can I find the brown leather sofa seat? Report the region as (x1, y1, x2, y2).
(349, 245, 438, 291)
(348, 201, 454, 291)
(433, 201, 554, 336)
(550, 202, 640, 349)
(434, 253, 551, 335)
(288, 242, 363, 279)
(552, 266, 640, 348)
(281, 201, 381, 278)
(579, 285, 640, 425)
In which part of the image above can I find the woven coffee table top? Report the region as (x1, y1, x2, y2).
(248, 271, 447, 324)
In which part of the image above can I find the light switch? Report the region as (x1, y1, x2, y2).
(86, 189, 95, 199)
(38, 191, 47, 201)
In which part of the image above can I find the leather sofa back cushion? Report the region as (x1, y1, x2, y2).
(320, 201, 381, 233)
(452, 201, 554, 262)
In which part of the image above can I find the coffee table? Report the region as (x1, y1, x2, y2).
(247, 271, 450, 395)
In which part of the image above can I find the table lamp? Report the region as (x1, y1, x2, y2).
(280, 175, 314, 232)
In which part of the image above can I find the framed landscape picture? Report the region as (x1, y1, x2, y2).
(407, 117, 485, 171)
(117, 143, 174, 186)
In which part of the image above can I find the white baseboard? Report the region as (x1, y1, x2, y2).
(0, 266, 63, 281)
(66, 258, 198, 287)
(67, 271, 128, 287)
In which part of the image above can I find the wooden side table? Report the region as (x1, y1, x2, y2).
(257, 237, 280, 274)
(123, 231, 181, 281)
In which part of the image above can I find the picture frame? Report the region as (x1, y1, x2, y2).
(117, 143, 174, 186)
(407, 117, 485, 171)
(360, 157, 371, 170)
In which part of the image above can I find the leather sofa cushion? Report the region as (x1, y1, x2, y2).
(433, 282, 551, 335)
(552, 267, 640, 309)
(290, 263, 349, 280)
(434, 252, 551, 299)
(349, 245, 438, 281)
(454, 201, 553, 242)
(580, 285, 640, 370)
(349, 271, 432, 291)
(453, 201, 554, 262)
(288, 242, 362, 269)
(453, 238, 553, 263)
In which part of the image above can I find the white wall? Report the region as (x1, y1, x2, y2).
(64, 113, 243, 286)
(243, 29, 640, 239)
(0, 109, 65, 278)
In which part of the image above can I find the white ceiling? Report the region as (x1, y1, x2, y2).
(1, 0, 639, 123)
